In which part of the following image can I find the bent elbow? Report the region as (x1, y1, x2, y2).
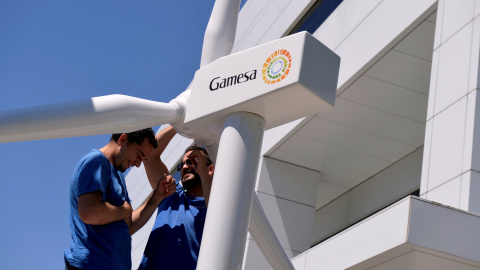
(78, 207, 97, 225)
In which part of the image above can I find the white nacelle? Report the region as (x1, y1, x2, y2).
(184, 31, 340, 145)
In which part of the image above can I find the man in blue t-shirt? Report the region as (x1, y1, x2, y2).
(64, 128, 177, 270)
(139, 126, 215, 270)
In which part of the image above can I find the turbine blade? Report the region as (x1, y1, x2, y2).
(200, 0, 241, 68)
(0, 94, 178, 143)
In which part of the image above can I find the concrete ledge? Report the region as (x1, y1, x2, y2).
(293, 196, 480, 270)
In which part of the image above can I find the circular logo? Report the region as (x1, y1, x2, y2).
(262, 49, 292, 84)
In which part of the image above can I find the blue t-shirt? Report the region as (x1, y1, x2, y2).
(138, 186, 207, 270)
(64, 149, 132, 270)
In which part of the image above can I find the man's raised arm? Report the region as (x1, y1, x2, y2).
(144, 126, 177, 189)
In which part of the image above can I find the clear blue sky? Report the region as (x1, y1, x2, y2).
(0, 1, 245, 269)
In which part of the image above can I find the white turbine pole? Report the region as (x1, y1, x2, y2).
(197, 112, 265, 270)
(192, 0, 295, 269)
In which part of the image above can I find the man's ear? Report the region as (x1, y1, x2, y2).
(118, 134, 128, 146)
(208, 164, 215, 176)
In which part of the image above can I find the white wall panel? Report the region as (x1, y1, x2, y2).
(312, 192, 350, 245)
(318, 99, 425, 146)
(476, 0, 480, 17)
(278, 134, 391, 188)
(427, 49, 440, 120)
(425, 176, 461, 208)
(256, 192, 315, 253)
(341, 0, 383, 41)
(241, 239, 271, 270)
(469, 17, 480, 92)
(261, 118, 305, 157)
(469, 170, 480, 213)
(256, 157, 320, 207)
(369, 251, 480, 270)
(131, 212, 156, 269)
(428, 11, 437, 23)
(291, 253, 307, 270)
(460, 170, 480, 214)
(126, 164, 151, 209)
(409, 197, 480, 263)
(298, 116, 416, 162)
(312, 1, 346, 51)
(394, 20, 435, 62)
(434, 0, 445, 50)
(420, 120, 433, 196)
(463, 90, 477, 172)
(257, 0, 316, 45)
(434, 22, 472, 114)
(348, 147, 423, 224)
(334, 0, 436, 91)
(365, 50, 431, 95)
(439, 0, 475, 44)
(341, 76, 428, 123)
(427, 97, 467, 190)
(306, 198, 411, 270)
(234, 0, 315, 53)
(315, 178, 349, 210)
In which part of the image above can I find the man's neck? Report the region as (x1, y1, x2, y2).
(99, 142, 116, 166)
(186, 185, 204, 198)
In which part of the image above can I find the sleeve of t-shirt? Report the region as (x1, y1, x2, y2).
(77, 156, 110, 201)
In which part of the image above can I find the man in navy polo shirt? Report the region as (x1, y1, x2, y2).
(139, 126, 215, 270)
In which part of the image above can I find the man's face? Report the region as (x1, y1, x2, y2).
(116, 137, 154, 173)
(180, 150, 205, 190)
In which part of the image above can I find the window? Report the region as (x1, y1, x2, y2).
(290, 0, 343, 35)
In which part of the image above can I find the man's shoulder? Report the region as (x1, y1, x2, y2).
(75, 149, 110, 174)
(79, 149, 108, 165)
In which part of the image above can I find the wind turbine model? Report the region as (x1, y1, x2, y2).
(0, 0, 340, 269)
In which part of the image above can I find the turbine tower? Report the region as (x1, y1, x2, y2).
(0, 1, 340, 269)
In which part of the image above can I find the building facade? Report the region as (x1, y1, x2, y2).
(127, 0, 480, 269)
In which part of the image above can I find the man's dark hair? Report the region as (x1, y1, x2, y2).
(184, 145, 213, 166)
(110, 128, 158, 148)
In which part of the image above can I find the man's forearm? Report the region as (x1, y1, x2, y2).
(79, 193, 132, 225)
(129, 193, 164, 235)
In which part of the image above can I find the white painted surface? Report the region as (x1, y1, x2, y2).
(341, 75, 428, 123)
(408, 197, 480, 263)
(395, 20, 435, 62)
(334, 0, 436, 90)
(198, 112, 265, 270)
(348, 148, 423, 224)
(256, 157, 320, 207)
(312, 192, 350, 244)
(460, 170, 480, 215)
(425, 176, 462, 208)
(426, 97, 467, 190)
(318, 98, 425, 146)
(306, 198, 411, 270)
(365, 50, 431, 95)
(313, 147, 422, 244)
(256, 192, 315, 253)
(298, 116, 417, 162)
(315, 178, 349, 210)
(463, 90, 478, 172)
(439, 0, 475, 45)
(427, 48, 440, 120)
(468, 17, 480, 92)
(434, 22, 472, 115)
(234, 0, 315, 52)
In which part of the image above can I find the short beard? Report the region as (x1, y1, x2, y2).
(181, 172, 202, 191)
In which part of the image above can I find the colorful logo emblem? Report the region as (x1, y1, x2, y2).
(262, 49, 292, 84)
